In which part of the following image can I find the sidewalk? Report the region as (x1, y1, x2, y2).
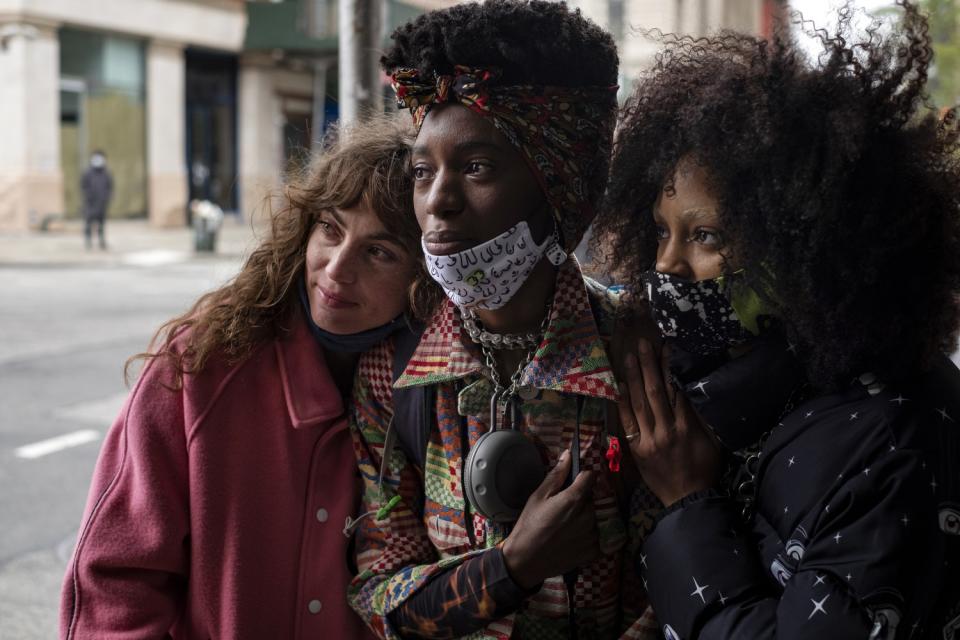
(0, 217, 265, 267)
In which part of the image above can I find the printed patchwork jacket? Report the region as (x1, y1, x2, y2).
(348, 259, 661, 639)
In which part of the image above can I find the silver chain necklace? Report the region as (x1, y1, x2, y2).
(483, 343, 537, 397)
(733, 382, 810, 520)
(460, 305, 551, 351)
(482, 344, 537, 432)
(457, 305, 552, 428)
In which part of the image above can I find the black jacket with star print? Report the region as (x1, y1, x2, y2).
(639, 340, 960, 640)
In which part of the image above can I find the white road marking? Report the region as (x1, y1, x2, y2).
(53, 392, 127, 426)
(120, 250, 189, 267)
(15, 430, 101, 459)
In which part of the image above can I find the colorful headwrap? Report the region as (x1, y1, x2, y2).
(392, 65, 618, 253)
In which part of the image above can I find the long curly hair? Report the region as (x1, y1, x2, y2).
(128, 117, 443, 384)
(593, 0, 960, 388)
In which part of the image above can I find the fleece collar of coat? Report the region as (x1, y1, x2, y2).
(393, 257, 620, 402)
(274, 312, 346, 429)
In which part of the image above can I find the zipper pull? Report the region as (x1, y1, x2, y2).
(342, 495, 403, 538)
(605, 436, 622, 473)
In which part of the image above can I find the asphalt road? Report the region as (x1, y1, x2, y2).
(1, 251, 958, 639)
(0, 256, 242, 639)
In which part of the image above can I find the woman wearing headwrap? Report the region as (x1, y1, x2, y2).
(594, 1, 960, 637)
(347, 1, 660, 638)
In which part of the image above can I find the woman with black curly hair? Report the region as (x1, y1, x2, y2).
(347, 1, 663, 638)
(595, 1, 960, 638)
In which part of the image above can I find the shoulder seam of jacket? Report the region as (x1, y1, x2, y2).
(186, 343, 270, 446)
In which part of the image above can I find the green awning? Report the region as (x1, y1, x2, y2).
(245, 0, 429, 55)
(244, 1, 338, 54)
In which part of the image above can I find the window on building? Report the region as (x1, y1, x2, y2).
(59, 29, 146, 219)
(303, 0, 337, 38)
(186, 49, 239, 215)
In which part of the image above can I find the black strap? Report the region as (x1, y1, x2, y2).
(391, 323, 432, 470)
(562, 395, 585, 639)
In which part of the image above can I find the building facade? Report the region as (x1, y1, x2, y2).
(0, 0, 458, 230)
(569, 0, 782, 100)
(0, 0, 251, 229)
(0, 0, 782, 232)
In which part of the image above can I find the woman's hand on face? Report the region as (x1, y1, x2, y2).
(501, 450, 600, 590)
(618, 339, 724, 507)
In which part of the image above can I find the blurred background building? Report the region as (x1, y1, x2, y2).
(570, 0, 781, 100)
(0, 0, 780, 233)
(1, 0, 244, 230)
(0, 0, 445, 232)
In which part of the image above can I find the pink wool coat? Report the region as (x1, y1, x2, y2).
(61, 314, 374, 639)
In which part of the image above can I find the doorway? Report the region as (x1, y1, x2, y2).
(185, 49, 238, 222)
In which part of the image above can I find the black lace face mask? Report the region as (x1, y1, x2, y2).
(641, 270, 754, 356)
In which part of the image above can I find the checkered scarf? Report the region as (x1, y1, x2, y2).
(392, 65, 618, 252)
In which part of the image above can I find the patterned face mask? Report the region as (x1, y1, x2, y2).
(642, 270, 755, 356)
(422, 221, 567, 310)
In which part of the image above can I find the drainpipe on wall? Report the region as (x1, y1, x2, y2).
(336, 0, 383, 125)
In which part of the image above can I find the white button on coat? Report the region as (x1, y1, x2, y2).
(308, 600, 322, 614)
(316, 508, 328, 523)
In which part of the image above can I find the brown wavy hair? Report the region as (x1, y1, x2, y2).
(128, 116, 442, 385)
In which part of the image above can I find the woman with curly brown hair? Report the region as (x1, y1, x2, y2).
(59, 118, 442, 639)
(594, 1, 960, 638)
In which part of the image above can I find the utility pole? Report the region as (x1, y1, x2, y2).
(304, 1, 335, 146)
(337, 0, 383, 125)
(311, 59, 330, 151)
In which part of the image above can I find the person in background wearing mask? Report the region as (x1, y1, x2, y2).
(347, 2, 660, 638)
(594, 2, 960, 637)
(80, 149, 112, 250)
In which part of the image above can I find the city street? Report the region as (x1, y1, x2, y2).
(0, 222, 252, 638)
(2, 222, 959, 639)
